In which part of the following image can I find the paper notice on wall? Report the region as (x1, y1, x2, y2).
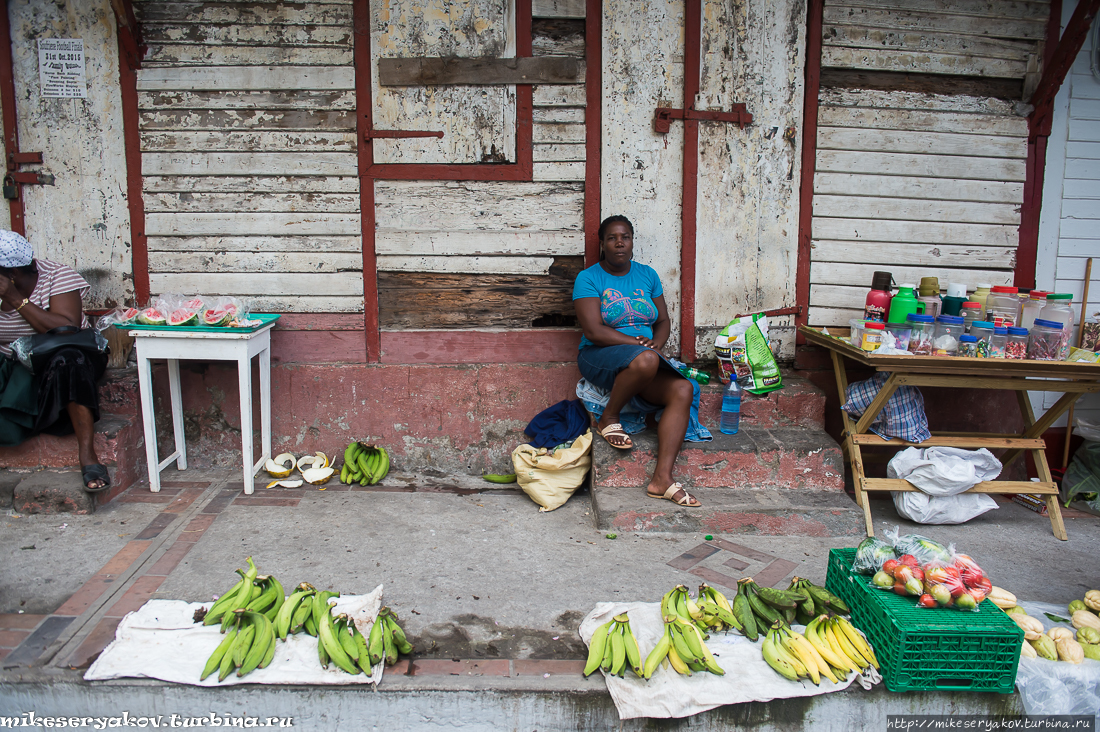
(38, 39, 86, 99)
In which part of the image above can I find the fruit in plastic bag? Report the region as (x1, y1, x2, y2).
(931, 584, 952, 607)
(955, 593, 977, 611)
(852, 536, 895, 575)
(872, 571, 893, 589)
(884, 526, 953, 565)
(917, 594, 936, 609)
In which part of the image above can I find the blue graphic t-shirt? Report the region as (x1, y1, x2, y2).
(572, 262, 664, 349)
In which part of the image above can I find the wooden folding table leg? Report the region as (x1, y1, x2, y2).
(1004, 390, 1080, 467)
(830, 352, 874, 536)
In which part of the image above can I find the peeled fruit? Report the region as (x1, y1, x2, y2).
(265, 479, 303, 488)
(1076, 627, 1100, 645)
(167, 309, 198, 326)
(1068, 599, 1087, 614)
(1020, 641, 1037, 659)
(1085, 590, 1100, 612)
(265, 453, 296, 479)
(1056, 637, 1084, 664)
(1030, 634, 1058, 661)
(988, 586, 1016, 610)
(296, 455, 315, 471)
(1048, 627, 1073, 643)
(137, 307, 166, 325)
(1072, 610, 1100, 632)
(301, 467, 334, 485)
(1012, 614, 1044, 641)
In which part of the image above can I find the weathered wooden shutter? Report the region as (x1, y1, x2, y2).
(807, 1, 1048, 326)
(137, 1, 362, 313)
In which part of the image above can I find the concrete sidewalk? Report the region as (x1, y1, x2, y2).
(1, 467, 1098, 729)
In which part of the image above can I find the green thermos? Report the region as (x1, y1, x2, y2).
(887, 284, 925, 324)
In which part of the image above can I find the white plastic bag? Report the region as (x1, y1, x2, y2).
(887, 447, 1002, 496)
(891, 491, 998, 525)
(887, 447, 1001, 524)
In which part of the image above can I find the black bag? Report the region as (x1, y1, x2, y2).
(10, 325, 109, 374)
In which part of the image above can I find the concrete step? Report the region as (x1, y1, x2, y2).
(590, 426, 863, 536)
(696, 368, 827, 430)
(0, 368, 144, 510)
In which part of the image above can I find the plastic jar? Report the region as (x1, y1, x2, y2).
(986, 286, 1020, 328)
(1005, 327, 1029, 359)
(1038, 294, 1075, 359)
(885, 322, 911, 351)
(861, 321, 885, 352)
(988, 327, 1008, 358)
(932, 315, 964, 356)
(961, 301, 982, 332)
(906, 313, 936, 355)
(1019, 290, 1050, 330)
(1028, 319, 1065, 361)
(849, 318, 866, 348)
(970, 283, 992, 319)
(957, 334, 978, 358)
(970, 321, 994, 357)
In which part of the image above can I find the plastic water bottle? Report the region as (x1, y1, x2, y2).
(720, 375, 741, 435)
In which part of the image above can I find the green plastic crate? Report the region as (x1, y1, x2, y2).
(825, 548, 1023, 693)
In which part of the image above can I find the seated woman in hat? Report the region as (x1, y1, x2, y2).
(0, 230, 110, 492)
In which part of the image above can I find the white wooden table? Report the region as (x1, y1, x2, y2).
(129, 321, 277, 494)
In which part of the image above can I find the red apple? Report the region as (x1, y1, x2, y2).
(882, 559, 899, 576)
(899, 554, 920, 569)
(918, 594, 936, 608)
(895, 565, 915, 584)
(893, 582, 908, 596)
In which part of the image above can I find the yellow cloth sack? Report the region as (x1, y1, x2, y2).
(510, 430, 593, 512)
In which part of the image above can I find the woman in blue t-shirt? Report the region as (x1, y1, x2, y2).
(572, 215, 700, 508)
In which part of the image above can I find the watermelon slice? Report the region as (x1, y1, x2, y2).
(181, 297, 205, 310)
(119, 307, 140, 324)
(137, 308, 166, 325)
(167, 309, 198, 326)
(201, 308, 231, 326)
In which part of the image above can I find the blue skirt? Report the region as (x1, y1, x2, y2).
(577, 345, 684, 391)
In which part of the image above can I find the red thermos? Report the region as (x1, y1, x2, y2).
(863, 271, 893, 323)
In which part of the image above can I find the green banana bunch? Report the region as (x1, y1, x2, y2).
(273, 583, 316, 640)
(640, 615, 724, 679)
(738, 578, 810, 630)
(696, 583, 742, 633)
(245, 575, 285, 622)
(360, 606, 414, 670)
(339, 441, 391, 485)
(203, 558, 281, 629)
(582, 613, 643, 678)
(200, 609, 276, 682)
(788, 577, 849, 623)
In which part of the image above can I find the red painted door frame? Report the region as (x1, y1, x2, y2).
(0, 5, 27, 235)
(794, 0, 824, 343)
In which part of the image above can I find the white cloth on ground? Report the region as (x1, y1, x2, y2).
(579, 601, 876, 720)
(85, 586, 384, 686)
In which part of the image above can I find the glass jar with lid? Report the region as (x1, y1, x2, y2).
(906, 313, 935, 355)
(1028, 319, 1065, 361)
(957, 334, 978, 357)
(1038, 294, 1075, 359)
(986, 286, 1020, 328)
(1004, 327, 1028, 359)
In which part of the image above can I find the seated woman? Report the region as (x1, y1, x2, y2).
(573, 215, 700, 508)
(0, 230, 110, 492)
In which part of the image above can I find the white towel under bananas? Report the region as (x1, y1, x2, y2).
(86, 586, 384, 686)
(580, 601, 880, 720)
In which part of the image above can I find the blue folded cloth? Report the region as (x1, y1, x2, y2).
(575, 378, 712, 443)
(524, 398, 591, 448)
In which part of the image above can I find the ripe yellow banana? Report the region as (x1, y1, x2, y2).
(762, 629, 799, 681)
(781, 628, 819, 685)
(822, 621, 856, 674)
(835, 616, 879, 670)
(787, 628, 837, 683)
(666, 642, 692, 676)
(609, 626, 626, 676)
(620, 618, 643, 677)
(829, 617, 868, 671)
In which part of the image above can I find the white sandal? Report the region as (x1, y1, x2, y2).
(647, 482, 701, 507)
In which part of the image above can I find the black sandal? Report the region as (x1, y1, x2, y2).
(82, 464, 112, 493)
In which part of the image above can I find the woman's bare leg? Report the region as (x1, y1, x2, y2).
(67, 402, 103, 489)
(639, 372, 695, 501)
(595, 350, 660, 446)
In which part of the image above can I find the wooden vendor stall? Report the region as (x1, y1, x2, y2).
(800, 326, 1100, 541)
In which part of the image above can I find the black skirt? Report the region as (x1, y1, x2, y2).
(33, 347, 107, 437)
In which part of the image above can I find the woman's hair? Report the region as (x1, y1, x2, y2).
(598, 215, 633, 242)
(0, 260, 36, 278)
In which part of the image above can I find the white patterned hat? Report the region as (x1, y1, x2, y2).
(0, 230, 31, 268)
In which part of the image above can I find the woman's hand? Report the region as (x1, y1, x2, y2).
(633, 334, 657, 350)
